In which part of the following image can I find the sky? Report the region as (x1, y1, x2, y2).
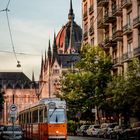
(0, 0, 82, 80)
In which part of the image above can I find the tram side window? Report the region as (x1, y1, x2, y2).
(39, 109, 43, 122)
(32, 110, 38, 123)
(27, 112, 29, 123)
(19, 115, 21, 124)
(44, 107, 47, 122)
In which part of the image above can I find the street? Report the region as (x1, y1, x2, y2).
(68, 136, 110, 140)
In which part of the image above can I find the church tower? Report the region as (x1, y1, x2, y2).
(39, 0, 82, 98)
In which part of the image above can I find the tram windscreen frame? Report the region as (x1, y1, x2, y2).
(48, 108, 66, 124)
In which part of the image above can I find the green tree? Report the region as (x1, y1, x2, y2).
(106, 58, 140, 125)
(60, 44, 113, 122)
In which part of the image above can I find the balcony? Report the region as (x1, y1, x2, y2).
(83, 31, 88, 40)
(97, 19, 109, 29)
(89, 5, 94, 15)
(112, 30, 123, 41)
(133, 16, 140, 28)
(97, 0, 109, 7)
(134, 47, 140, 57)
(103, 37, 116, 48)
(122, 52, 133, 62)
(112, 5, 122, 16)
(104, 12, 116, 23)
(83, 11, 88, 21)
(89, 26, 94, 36)
(113, 57, 123, 66)
(122, 0, 132, 8)
(104, 37, 110, 48)
(123, 23, 132, 35)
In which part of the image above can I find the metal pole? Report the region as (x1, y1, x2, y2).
(12, 84, 15, 138)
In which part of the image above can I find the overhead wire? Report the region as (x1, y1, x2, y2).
(0, 0, 21, 67)
(0, 50, 41, 56)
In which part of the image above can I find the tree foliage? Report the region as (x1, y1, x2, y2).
(59, 44, 113, 121)
(106, 58, 140, 122)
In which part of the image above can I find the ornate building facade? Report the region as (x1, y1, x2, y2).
(0, 72, 38, 124)
(82, 0, 140, 75)
(39, 0, 82, 98)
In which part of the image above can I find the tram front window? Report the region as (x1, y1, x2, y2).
(48, 108, 65, 123)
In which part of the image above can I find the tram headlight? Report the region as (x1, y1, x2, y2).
(56, 130, 59, 134)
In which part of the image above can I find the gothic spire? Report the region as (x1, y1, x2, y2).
(32, 71, 35, 82)
(45, 50, 47, 62)
(48, 39, 52, 64)
(53, 32, 58, 55)
(67, 17, 76, 53)
(68, 0, 75, 21)
(40, 54, 44, 80)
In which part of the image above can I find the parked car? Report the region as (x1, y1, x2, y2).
(109, 125, 124, 139)
(120, 122, 140, 140)
(98, 123, 117, 138)
(86, 124, 100, 136)
(1, 125, 23, 140)
(0, 125, 4, 138)
(76, 125, 90, 136)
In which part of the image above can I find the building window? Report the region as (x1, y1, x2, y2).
(105, 7, 109, 16)
(53, 69, 59, 74)
(90, 16, 94, 26)
(127, 11, 132, 25)
(91, 38, 94, 45)
(84, 23, 88, 32)
(112, 22, 117, 34)
(113, 49, 117, 59)
(127, 42, 132, 58)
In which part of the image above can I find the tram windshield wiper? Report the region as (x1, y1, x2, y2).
(49, 107, 57, 118)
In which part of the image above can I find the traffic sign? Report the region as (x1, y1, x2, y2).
(10, 104, 17, 112)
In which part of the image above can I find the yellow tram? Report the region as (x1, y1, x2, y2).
(19, 98, 67, 140)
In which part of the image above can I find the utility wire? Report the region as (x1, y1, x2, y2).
(6, 10, 18, 62)
(6, 0, 10, 9)
(0, 50, 41, 56)
(0, 0, 21, 67)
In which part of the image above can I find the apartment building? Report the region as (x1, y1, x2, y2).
(82, 0, 140, 75)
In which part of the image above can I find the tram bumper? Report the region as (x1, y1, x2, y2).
(48, 135, 66, 140)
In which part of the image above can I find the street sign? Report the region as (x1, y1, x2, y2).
(10, 104, 17, 112)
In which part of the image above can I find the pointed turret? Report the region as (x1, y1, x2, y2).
(68, 0, 75, 21)
(32, 71, 35, 82)
(52, 32, 59, 65)
(53, 32, 57, 54)
(40, 55, 44, 80)
(48, 40, 52, 64)
(45, 50, 47, 62)
(67, 20, 76, 53)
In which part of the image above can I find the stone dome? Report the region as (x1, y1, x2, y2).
(56, 0, 82, 54)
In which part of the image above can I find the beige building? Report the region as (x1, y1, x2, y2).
(82, 0, 140, 75)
